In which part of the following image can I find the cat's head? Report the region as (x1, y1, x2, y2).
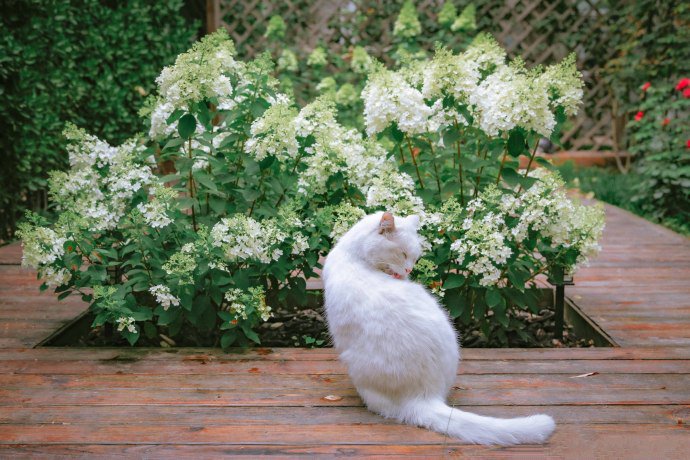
(341, 211, 422, 279)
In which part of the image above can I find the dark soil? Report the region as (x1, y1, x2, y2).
(258, 304, 595, 348)
(52, 296, 595, 349)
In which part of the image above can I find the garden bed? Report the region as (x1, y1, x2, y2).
(40, 288, 614, 349)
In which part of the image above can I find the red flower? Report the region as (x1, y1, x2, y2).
(641, 82, 651, 91)
(687, 140, 690, 149)
(634, 111, 644, 122)
(683, 88, 690, 99)
(676, 78, 690, 91)
(662, 118, 670, 126)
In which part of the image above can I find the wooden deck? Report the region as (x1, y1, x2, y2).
(1, 202, 689, 458)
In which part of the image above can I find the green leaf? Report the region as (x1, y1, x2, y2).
(444, 273, 465, 290)
(507, 129, 526, 157)
(485, 288, 502, 307)
(501, 167, 520, 186)
(443, 128, 460, 146)
(221, 330, 238, 349)
(194, 170, 218, 191)
(178, 113, 197, 139)
(143, 322, 158, 340)
(241, 324, 261, 344)
(166, 109, 185, 125)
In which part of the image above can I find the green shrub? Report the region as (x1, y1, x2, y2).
(0, 0, 198, 240)
(627, 79, 690, 225)
(19, 30, 604, 348)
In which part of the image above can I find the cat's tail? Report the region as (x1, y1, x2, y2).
(403, 399, 555, 445)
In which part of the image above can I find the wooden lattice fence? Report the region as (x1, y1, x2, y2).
(208, 0, 622, 150)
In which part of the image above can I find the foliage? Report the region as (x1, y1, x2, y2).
(0, 0, 198, 240)
(597, 1, 689, 117)
(359, 34, 603, 342)
(18, 30, 420, 349)
(626, 78, 690, 225)
(20, 26, 605, 348)
(557, 163, 690, 237)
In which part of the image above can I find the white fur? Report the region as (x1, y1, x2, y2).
(323, 212, 555, 445)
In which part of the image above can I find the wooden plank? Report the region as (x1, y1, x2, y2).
(1, 372, 687, 394)
(0, 242, 21, 265)
(1, 357, 688, 375)
(4, 346, 690, 361)
(1, 405, 686, 427)
(0, 384, 686, 407)
(0, 424, 688, 460)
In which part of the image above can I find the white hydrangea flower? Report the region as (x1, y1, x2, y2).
(149, 101, 178, 139)
(224, 286, 272, 322)
(362, 69, 439, 136)
(244, 102, 299, 162)
(211, 215, 287, 264)
(116, 316, 137, 333)
(469, 63, 555, 137)
(149, 284, 181, 311)
(537, 53, 584, 116)
(42, 266, 72, 288)
(365, 171, 425, 217)
(291, 233, 310, 255)
(63, 124, 118, 169)
(155, 31, 239, 109)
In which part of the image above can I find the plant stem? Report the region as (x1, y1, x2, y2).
(425, 137, 442, 196)
(473, 145, 488, 198)
(187, 137, 198, 232)
(517, 137, 540, 194)
(496, 148, 508, 185)
(405, 134, 425, 190)
(248, 170, 267, 217)
(275, 150, 305, 208)
(398, 142, 406, 164)
(453, 119, 465, 206)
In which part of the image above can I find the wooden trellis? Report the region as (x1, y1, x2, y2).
(208, 0, 621, 150)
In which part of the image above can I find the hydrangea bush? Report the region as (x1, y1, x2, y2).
(361, 33, 604, 343)
(18, 31, 419, 348)
(19, 26, 604, 347)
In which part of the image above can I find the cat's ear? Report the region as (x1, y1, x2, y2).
(379, 211, 396, 234)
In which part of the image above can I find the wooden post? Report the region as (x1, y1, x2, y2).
(206, 0, 221, 34)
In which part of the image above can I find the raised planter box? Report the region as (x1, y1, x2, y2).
(520, 150, 632, 168)
(38, 288, 616, 349)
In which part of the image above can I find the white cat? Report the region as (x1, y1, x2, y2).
(322, 211, 555, 445)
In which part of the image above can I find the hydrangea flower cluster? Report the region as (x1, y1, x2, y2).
(49, 125, 154, 232)
(163, 243, 197, 284)
(362, 34, 583, 139)
(307, 47, 327, 67)
(149, 285, 181, 311)
(154, 31, 238, 110)
(350, 46, 373, 74)
(224, 286, 272, 322)
(393, 0, 422, 39)
(438, 171, 604, 286)
(210, 215, 288, 263)
(136, 185, 176, 229)
(116, 316, 137, 333)
(244, 101, 299, 162)
(327, 203, 367, 241)
(18, 216, 72, 287)
(245, 96, 424, 216)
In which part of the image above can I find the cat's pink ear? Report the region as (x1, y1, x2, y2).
(379, 212, 396, 234)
